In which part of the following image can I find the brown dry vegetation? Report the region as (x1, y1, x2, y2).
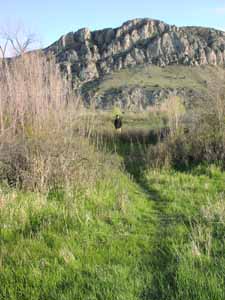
(145, 73, 225, 169)
(0, 52, 111, 191)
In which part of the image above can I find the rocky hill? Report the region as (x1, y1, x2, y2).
(45, 18, 225, 110)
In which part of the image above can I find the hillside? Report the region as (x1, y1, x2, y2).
(44, 18, 225, 109)
(82, 64, 225, 110)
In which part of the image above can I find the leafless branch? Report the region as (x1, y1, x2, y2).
(0, 22, 37, 57)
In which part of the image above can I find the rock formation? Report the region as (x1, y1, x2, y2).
(45, 18, 225, 83)
(44, 18, 225, 110)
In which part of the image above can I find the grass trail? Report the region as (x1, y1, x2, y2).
(0, 156, 158, 300)
(113, 138, 176, 299)
(1, 134, 225, 299)
(113, 135, 225, 300)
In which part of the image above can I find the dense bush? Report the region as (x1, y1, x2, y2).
(146, 91, 225, 169)
(0, 52, 115, 191)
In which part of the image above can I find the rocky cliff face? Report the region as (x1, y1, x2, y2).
(45, 18, 225, 84)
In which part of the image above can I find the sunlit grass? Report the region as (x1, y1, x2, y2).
(1, 162, 225, 299)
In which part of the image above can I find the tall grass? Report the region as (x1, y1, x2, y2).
(0, 52, 105, 190)
(0, 52, 72, 136)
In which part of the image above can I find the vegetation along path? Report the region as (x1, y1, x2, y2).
(113, 134, 225, 300)
(1, 133, 225, 300)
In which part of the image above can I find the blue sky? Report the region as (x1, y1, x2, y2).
(1, 0, 225, 47)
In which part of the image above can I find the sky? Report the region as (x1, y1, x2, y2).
(1, 0, 225, 48)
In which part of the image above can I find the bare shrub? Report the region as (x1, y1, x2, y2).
(0, 22, 37, 58)
(23, 134, 104, 191)
(146, 142, 171, 168)
(146, 73, 225, 169)
(183, 74, 225, 165)
(0, 51, 74, 137)
(0, 49, 104, 190)
(159, 95, 186, 137)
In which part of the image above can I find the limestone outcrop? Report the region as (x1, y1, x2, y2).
(45, 18, 225, 83)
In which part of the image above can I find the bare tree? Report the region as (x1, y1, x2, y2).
(0, 22, 37, 58)
(0, 22, 41, 135)
(0, 37, 9, 60)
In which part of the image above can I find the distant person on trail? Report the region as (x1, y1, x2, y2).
(114, 115, 122, 133)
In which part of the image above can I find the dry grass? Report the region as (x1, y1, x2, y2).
(0, 51, 79, 137)
(0, 52, 108, 191)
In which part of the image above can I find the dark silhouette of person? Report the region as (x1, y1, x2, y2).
(114, 115, 122, 133)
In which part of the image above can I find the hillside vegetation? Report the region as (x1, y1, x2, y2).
(82, 64, 225, 110)
(99, 65, 212, 92)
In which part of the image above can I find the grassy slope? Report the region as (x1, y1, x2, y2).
(97, 65, 224, 94)
(1, 133, 225, 300)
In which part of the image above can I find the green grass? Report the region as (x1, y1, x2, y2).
(142, 165, 225, 299)
(0, 171, 157, 300)
(98, 65, 224, 94)
(89, 110, 166, 141)
(1, 133, 225, 300)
